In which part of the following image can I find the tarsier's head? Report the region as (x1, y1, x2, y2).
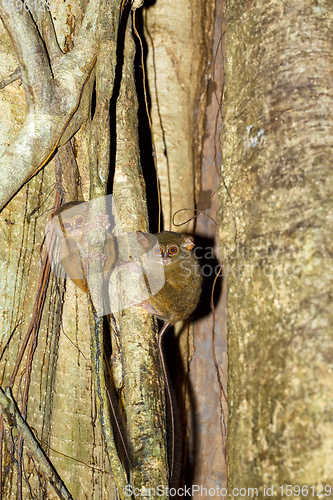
(151, 231, 195, 267)
(53, 201, 89, 239)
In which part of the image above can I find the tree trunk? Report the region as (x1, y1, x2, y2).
(0, 0, 221, 498)
(220, 0, 333, 496)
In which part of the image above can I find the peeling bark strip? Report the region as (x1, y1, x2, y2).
(219, 0, 333, 494)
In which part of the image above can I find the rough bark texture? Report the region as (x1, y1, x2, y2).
(144, 0, 224, 494)
(219, 0, 333, 496)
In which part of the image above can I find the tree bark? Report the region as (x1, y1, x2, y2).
(220, 0, 333, 496)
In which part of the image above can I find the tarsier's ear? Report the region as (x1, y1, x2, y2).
(136, 231, 156, 249)
(181, 235, 195, 251)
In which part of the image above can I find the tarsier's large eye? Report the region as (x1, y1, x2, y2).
(75, 216, 85, 226)
(153, 245, 164, 256)
(167, 245, 179, 256)
(62, 220, 72, 230)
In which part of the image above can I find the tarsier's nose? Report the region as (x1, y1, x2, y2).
(162, 254, 171, 266)
(71, 227, 83, 237)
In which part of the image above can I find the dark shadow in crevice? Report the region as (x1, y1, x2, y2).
(107, 3, 132, 195)
(133, 8, 160, 233)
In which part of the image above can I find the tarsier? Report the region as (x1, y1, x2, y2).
(49, 204, 202, 485)
(135, 231, 202, 484)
